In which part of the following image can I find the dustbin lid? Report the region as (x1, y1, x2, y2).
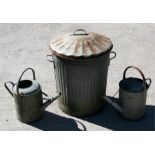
(49, 29, 113, 58)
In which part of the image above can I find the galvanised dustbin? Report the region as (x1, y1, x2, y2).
(47, 29, 116, 116)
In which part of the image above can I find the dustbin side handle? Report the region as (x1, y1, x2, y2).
(109, 51, 116, 60)
(47, 54, 54, 63)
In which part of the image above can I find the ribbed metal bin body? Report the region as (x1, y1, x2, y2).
(52, 52, 110, 116)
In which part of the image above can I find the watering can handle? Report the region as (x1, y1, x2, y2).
(17, 68, 36, 96)
(145, 78, 152, 88)
(123, 66, 146, 89)
(4, 81, 15, 97)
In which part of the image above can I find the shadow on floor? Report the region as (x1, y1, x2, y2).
(83, 99, 155, 131)
(28, 111, 86, 131)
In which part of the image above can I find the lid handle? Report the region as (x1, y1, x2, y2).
(72, 29, 88, 35)
(123, 66, 146, 90)
(17, 68, 36, 96)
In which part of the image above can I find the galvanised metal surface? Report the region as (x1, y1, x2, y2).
(104, 66, 152, 120)
(119, 86, 147, 120)
(119, 66, 151, 120)
(13, 90, 44, 123)
(4, 68, 60, 123)
(48, 51, 116, 116)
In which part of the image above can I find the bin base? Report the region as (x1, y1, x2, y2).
(58, 102, 105, 117)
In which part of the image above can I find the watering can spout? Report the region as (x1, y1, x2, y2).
(41, 92, 61, 110)
(103, 95, 123, 112)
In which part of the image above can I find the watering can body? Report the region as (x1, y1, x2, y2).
(104, 66, 151, 120)
(4, 68, 60, 123)
(119, 78, 149, 120)
(12, 80, 45, 122)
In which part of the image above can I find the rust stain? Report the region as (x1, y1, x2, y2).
(74, 39, 81, 52)
(50, 31, 112, 57)
(53, 40, 65, 47)
(86, 40, 97, 54)
(51, 37, 65, 44)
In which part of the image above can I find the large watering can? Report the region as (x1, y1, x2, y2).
(4, 68, 61, 123)
(104, 66, 151, 120)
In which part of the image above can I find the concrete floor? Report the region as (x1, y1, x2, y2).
(0, 24, 155, 131)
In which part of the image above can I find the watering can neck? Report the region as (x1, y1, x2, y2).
(119, 77, 147, 92)
(13, 80, 41, 96)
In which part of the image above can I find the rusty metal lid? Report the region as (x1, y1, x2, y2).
(49, 29, 113, 58)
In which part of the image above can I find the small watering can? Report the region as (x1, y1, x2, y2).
(103, 66, 151, 120)
(4, 68, 61, 123)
